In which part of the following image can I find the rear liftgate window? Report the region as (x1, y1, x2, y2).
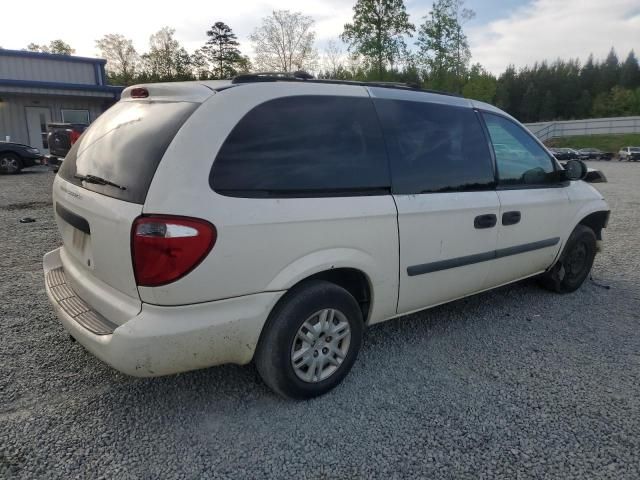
(59, 101, 199, 204)
(210, 95, 390, 197)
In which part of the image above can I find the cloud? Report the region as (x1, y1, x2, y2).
(1, 0, 637, 76)
(468, 0, 640, 74)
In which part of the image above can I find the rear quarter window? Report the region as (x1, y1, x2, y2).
(59, 101, 198, 204)
(210, 95, 390, 197)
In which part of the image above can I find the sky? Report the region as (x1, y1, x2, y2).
(1, 0, 639, 75)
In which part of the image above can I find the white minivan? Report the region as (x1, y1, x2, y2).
(44, 75, 610, 398)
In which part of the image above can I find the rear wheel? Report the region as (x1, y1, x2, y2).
(539, 225, 597, 293)
(0, 153, 22, 174)
(255, 280, 364, 399)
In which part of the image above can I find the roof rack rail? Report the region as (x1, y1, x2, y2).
(230, 73, 461, 97)
(232, 71, 314, 83)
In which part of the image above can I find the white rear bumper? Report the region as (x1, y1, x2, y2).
(44, 247, 284, 376)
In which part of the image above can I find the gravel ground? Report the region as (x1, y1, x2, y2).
(1, 163, 639, 479)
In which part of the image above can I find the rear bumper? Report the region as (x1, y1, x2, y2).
(44, 247, 284, 377)
(44, 155, 63, 167)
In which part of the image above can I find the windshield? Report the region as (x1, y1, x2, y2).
(59, 101, 198, 204)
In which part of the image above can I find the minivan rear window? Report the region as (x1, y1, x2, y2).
(210, 95, 390, 197)
(59, 101, 199, 204)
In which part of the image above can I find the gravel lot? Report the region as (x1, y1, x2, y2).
(1, 162, 639, 479)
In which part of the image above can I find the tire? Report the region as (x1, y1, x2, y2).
(255, 280, 364, 399)
(0, 153, 23, 174)
(538, 225, 597, 293)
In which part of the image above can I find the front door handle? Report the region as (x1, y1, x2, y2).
(474, 214, 497, 229)
(502, 211, 521, 226)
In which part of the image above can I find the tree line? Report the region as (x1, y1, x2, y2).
(16, 0, 640, 122)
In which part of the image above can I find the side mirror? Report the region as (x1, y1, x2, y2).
(563, 159, 588, 181)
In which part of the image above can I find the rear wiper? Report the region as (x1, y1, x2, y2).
(74, 174, 126, 190)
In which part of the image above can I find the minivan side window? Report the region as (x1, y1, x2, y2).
(211, 95, 390, 197)
(482, 112, 557, 186)
(373, 99, 495, 194)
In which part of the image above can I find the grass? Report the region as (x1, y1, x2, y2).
(546, 134, 640, 152)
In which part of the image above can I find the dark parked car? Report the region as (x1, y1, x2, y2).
(549, 147, 579, 160)
(577, 148, 613, 160)
(46, 123, 87, 171)
(0, 141, 42, 174)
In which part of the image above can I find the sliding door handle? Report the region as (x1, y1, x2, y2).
(502, 211, 521, 226)
(474, 214, 497, 229)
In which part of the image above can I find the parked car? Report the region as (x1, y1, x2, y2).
(577, 148, 613, 160)
(43, 76, 611, 399)
(45, 123, 87, 171)
(0, 141, 42, 174)
(549, 147, 579, 160)
(618, 146, 640, 161)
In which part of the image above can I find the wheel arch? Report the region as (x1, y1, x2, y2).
(577, 210, 610, 240)
(264, 248, 384, 324)
(0, 149, 23, 158)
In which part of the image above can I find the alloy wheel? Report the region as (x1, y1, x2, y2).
(0, 156, 19, 173)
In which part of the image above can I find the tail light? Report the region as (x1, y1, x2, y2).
(70, 130, 81, 145)
(132, 215, 216, 287)
(131, 87, 149, 99)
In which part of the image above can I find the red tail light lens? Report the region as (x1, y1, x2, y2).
(130, 87, 149, 98)
(132, 215, 216, 287)
(70, 130, 81, 145)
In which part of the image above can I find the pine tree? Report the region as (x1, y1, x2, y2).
(539, 91, 556, 121)
(620, 50, 640, 89)
(204, 22, 243, 79)
(596, 47, 620, 93)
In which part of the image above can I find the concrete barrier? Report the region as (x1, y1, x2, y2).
(524, 116, 640, 141)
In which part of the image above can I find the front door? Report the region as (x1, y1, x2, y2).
(481, 112, 572, 287)
(371, 92, 500, 314)
(25, 107, 51, 153)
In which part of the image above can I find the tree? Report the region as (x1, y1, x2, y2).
(580, 54, 597, 94)
(575, 90, 592, 119)
(610, 86, 637, 116)
(191, 48, 211, 79)
(620, 50, 640, 89)
(95, 34, 139, 85)
(495, 65, 516, 113)
(27, 40, 75, 55)
(341, 0, 414, 80)
(416, 0, 473, 92)
(591, 91, 613, 117)
(250, 10, 317, 72)
(49, 40, 75, 55)
(539, 90, 556, 121)
(521, 83, 540, 122)
(322, 40, 345, 78)
(462, 64, 496, 103)
(596, 47, 620, 93)
(141, 27, 193, 81)
(204, 22, 243, 79)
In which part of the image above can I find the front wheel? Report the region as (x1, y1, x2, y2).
(539, 225, 597, 293)
(0, 153, 23, 174)
(255, 280, 364, 399)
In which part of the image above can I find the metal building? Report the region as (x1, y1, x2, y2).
(0, 49, 122, 152)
